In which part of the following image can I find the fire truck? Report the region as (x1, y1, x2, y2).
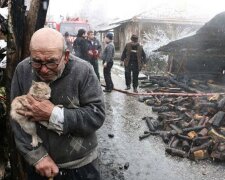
(45, 18, 90, 42)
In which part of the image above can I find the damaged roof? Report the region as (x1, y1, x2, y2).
(155, 11, 225, 54)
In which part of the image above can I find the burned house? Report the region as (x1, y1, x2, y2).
(156, 11, 225, 83)
(97, 13, 204, 54)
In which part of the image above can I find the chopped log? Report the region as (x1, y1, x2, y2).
(190, 140, 213, 153)
(208, 128, 225, 142)
(187, 131, 198, 139)
(169, 77, 197, 93)
(193, 150, 209, 160)
(152, 106, 170, 112)
(198, 128, 209, 137)
(210, 111, 225, 128)
(182, 140, 191, 152)
(193, 136, 211, 146)
(138, 96, 153, 102)
(218, 143, 225, 152)
(158, 112, 178, 121)
(176, 134, 192, 141)
(183, 126, 205, 133)
(217, 97, 225, 110)
(165, 147, 188, 158)
(175, 106, 187, 112)
(170, 138, 180, 148)
(144, 117, 156, 132)
(145, 99, 156, 106)
(194, 102, 217, 110)
(165, 117, 182, 123)
(139, 83, 153, 88)
(169, 124, 182, 134)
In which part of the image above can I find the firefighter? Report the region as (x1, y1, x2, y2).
(73, 29, 88, 60)
(86, 31, 102, 80)
(64, 32, 73, 53)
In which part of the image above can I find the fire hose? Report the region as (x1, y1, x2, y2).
(101, 84, 225, 97)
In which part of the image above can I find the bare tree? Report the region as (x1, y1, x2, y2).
(5, 0, 49, 179)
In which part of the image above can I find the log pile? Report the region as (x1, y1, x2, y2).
(139, 87, 225, 161)
(140, 75, 224, 93)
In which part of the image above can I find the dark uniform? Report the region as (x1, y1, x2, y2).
(73, 37, 88, 60)
(86, 38, 102, 80)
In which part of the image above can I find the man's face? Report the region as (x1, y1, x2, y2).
(82, 32, 87, 38)
(88, 33, 94, 40)
(104, 37, 110, 43)
(30, 48, 68, 82)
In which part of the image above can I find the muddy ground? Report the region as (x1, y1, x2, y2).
(97, 61, 225, 180)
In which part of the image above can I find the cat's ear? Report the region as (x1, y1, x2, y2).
(32, 80, 36, 85)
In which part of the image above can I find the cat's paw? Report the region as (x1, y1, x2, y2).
(31, 140, 38, 147)
(31, 135, 42, 147)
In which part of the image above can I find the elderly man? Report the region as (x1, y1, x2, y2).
(10, 28, 105, 179)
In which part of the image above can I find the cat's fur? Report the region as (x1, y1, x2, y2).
(10, 81, 51, 147)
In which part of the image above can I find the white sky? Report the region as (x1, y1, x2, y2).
(48, 0, 225, 23)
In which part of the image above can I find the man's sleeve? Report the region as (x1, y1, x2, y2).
(63, 65, 105, 136)
(104, 45, 114, 63)
(10, 67, 48, 166)
(142, 48, 147, 64)
(121, 45, 127, 61)
(81, 39, 88, 59)
(97, 40, 102, 53)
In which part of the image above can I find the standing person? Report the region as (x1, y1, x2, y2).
(10, 28, 105, 180)
(86, 30, 101, 80)
(121, 34, 147, 93)
(64, 31, 73, 53)
(73, 28, 88, 60)
(101, 33, 115, 92)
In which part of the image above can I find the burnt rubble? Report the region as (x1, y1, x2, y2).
(139, 75, 225, 161)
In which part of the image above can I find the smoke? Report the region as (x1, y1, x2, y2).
(143, 26, 198, 74)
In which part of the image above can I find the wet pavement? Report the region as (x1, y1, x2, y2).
(97, 61, 225, 180)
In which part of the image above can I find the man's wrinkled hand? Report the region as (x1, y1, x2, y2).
(103, 63, 107, 68)
(35, 155, 59, 178)
(16, 94, 54, 121)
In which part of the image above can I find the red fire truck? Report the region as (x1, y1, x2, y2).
(45, 18, 90, 42)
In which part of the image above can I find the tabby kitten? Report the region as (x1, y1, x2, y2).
(10, 81, 51, 147)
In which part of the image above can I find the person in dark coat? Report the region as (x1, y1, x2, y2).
(73, 29, 88, 60)
(64, 32, 73, 53)
(101, 33, 115, 92)
(86, 30, 102, 80)
(121, 34, 147, 93)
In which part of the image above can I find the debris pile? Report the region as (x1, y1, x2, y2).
(139, 85, 225, 161)
(139, 75, 224, 93)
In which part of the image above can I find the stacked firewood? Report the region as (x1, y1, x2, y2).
(139, 94, 225, 161)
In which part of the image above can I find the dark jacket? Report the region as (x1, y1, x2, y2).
(10, 56, 105, 166)
(73, 37, 88, 60)
(86, 38, 101, 61)
(101, 41, 115, 63)
(121, 42, 146, 71)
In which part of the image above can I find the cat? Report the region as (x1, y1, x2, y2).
(10, 81, 51, 147)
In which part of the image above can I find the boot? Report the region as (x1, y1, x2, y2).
(125, 86, 131, 90)
(103, 89, 112, 93)
(133, 88, 138, 93)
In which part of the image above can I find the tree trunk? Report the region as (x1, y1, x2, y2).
(6, 0, 49, 179)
